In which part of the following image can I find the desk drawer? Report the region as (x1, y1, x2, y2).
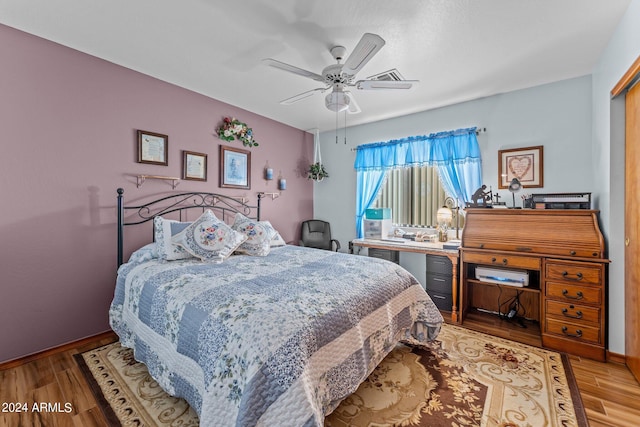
(426, 255, 453, 275)
(425, 273, 452, 293)
(545, 261, 602, 285)
(545, 318, 601, 344)
(368, 248, 400, 264)
(545, 300, 600, 324)
(545, 282, 601, 305)
(462, 251, 540, 270)
(426, 290, 452, 311)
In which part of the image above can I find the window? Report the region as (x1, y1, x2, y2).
(354, 127, 480, 238)
(373, 165, 447, 227)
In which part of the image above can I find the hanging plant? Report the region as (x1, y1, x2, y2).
(308, 162, 329, 181)
(216, 117, 258, 147)
(308, 129, 328, 181)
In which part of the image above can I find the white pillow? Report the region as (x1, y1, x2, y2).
(231, 213, 276, 256)
(172, 210, 247, 262)
(262, 220, 286, 247)
(154, 216, 193, 261)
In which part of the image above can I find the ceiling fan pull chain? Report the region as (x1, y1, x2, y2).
(335, 111, 339, 144)
(344, 110, 347, 144)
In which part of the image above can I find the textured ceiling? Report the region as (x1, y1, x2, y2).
(0, 0, 631, 132)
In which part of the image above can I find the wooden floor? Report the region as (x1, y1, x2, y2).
(0, 332, 119, 427)
(1, 322, 640, 427)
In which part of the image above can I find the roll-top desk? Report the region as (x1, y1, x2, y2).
(459, 209, 609, 361)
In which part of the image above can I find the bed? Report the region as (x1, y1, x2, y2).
(110, 188, 443, 427)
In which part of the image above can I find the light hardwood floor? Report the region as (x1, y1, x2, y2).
(0, 332, 118, 427)
(1, 323, 639, 427)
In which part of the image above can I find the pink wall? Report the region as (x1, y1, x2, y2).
(0, 24, 314, 363)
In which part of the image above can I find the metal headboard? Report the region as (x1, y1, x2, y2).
(117, 188, 262, 267)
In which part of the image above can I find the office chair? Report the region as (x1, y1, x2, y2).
(299, 219, 341, 251)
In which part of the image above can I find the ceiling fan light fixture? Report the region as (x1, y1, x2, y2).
(325, 91, 350, 112)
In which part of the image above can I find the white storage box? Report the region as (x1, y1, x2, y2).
(363, 219, 393, 239)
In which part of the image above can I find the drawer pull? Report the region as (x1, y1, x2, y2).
(570, 250, 577, 256)
(491, 257, 508, 265)
(561, 326, 583, 338)
(561, 308, 583, 319)
(562, 289, 584, 300)
(562, 271, 583, 281)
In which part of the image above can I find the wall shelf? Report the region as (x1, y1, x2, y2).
(136, 175, 181, 189)
(257, 192, 280, 200)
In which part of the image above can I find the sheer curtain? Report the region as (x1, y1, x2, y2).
(374, 166, 445, 226)
(353, 127, 482, 238)
(355, 169, 387, 241)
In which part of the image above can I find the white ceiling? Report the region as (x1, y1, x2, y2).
(0, 0, 631, 133)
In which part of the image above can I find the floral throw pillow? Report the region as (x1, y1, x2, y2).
(172, 210, 247, 262)
(154, 216, 193, 261)
(231, 213, 276, 256)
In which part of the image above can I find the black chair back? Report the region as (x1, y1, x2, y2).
(300, 220, 341, 251)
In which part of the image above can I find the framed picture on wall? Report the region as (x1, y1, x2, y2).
(137, 130, 168, 166)
(498, 145, 544, 189)
(220, 145, 251, 189)
(183, 150, 207, 181)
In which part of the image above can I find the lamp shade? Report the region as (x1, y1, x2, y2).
(508, 178, 522, 192)
(436, 206, 453, 226)
(325, 91, 350, 112)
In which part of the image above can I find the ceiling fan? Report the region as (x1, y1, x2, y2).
(263, 33, 418, 114)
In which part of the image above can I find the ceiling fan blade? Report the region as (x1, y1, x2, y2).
(356, 79, 419, 90)
(344, 91, 361, 114)
(262, 58, 325, 82)
(342, 33, 385, 75)
(279, 87, 327, 105)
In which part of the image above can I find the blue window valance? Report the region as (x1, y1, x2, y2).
(354, 127, 481, 171)
(353, 127, 482, 238)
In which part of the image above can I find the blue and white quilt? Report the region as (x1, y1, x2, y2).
(109, 245, 443, 426)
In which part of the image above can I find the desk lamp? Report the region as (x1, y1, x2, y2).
(436, 205, 453, 242)
(508, 178, 523, 208)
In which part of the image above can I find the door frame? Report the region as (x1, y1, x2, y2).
(612, 54, 640, 381)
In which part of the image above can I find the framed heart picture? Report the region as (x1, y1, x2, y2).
(498, 145, 544, 189)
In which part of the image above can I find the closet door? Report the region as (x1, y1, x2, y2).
(626, 79, 640, 381)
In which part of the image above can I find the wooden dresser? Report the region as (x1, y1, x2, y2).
(459, 209, 609, 361)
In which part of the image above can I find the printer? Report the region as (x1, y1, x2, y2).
(475, 266, 529, 287)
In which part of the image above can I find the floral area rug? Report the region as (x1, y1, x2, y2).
(75, 324, 587, 426)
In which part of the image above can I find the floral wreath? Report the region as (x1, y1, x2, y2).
(217, 117, 258, 147)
